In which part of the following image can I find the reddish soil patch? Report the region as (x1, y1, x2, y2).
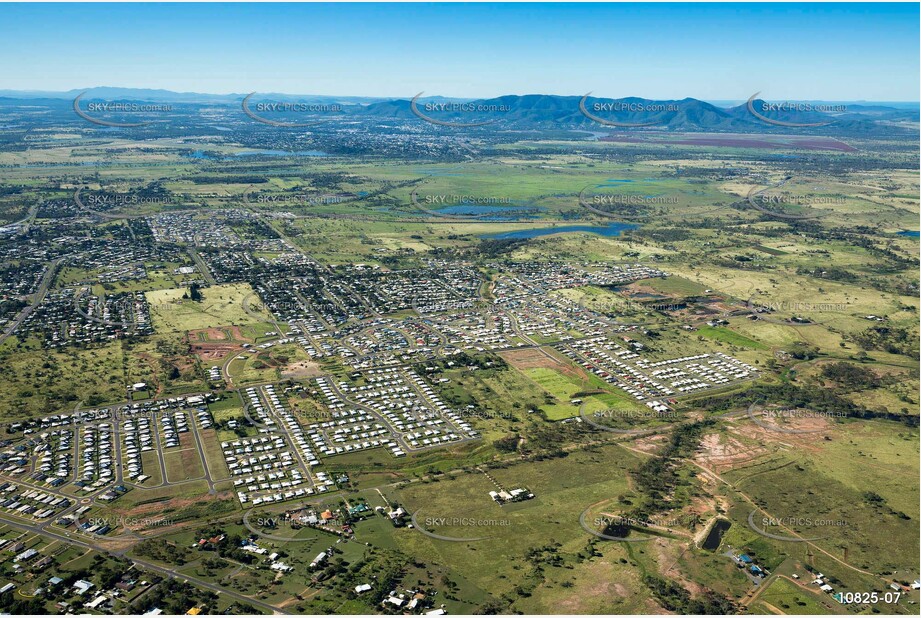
(630, 433, 669, 454)
(731, 417, 833, 455)
(500, 347, 588, 381)
(189, 326, 251, 345)
(187, 327, 245, 362)
(173, 356, 196, 373)
(226, 325, 248, 341)
(695, 418, 835, 473)
(189, 327, 229, 342)
(189, 340, 244, 363)
(695, 431, 771, 473)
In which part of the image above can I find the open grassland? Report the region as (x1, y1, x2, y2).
(753, 576, 843, 615)
(319, 438, 496, 488)
(0, 338, 130, 417)
(718, 420, 918, 577)
(226, 341, 312, 385)
(805, 420, 920, 517)
(390, 445, 646, 608)
(147, 282, 273, 333)
(138, 450, 164, 486)
(198, 427, 233, 481)
(630, 323, 771, 369)
(670, 262, 916, 321)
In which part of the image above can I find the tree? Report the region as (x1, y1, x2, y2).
(493, 434, 519, 453)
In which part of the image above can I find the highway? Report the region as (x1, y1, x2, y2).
(187, 248, 217, 285)
(0, 255, 64, 344)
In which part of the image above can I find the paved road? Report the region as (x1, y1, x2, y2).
(187, 415, 217, 494)
(504, 310, 564, 365)
(255, 385, 317, 491)
(0, 255, 64, 344)
(187, 248, 217, 285)
(0, 512, 292, 615)
(10, 202, 39, 236)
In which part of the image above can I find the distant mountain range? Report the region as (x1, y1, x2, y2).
(0, 88, 392, 105)
(0, 88, 917, 134)
(361, 94, 918, 131)
(0, 88, 916, 107)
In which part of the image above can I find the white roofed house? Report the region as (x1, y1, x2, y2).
(85, 594, 110, 610)
(310, 550, 329, 569)
(385, 596, 404, 607)
(72, 579, 94, 595)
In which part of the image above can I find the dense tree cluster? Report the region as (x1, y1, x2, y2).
(851, 324, 919, 358)
(129, 579, 217, 615)
(820, 361, 880, 390)
(694, 382, 918, 427)
(643, 574, 737, 614)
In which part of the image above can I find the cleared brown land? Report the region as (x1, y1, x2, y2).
(281, 359, 324, 379)
(500, 347, 588, 381)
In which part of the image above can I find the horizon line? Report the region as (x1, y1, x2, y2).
(0, 88, 918, 105)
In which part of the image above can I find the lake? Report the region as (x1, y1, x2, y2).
(482, 222, 638, 240)
(701, 519, 731, 550)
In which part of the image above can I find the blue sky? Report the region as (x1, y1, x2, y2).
(1, 3, 917, 101)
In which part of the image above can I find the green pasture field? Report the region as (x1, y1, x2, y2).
(198, 427, 232, 481)
(696, 325, 769, 350)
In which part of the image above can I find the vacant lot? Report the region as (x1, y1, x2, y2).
(147, 283, 273, 333)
